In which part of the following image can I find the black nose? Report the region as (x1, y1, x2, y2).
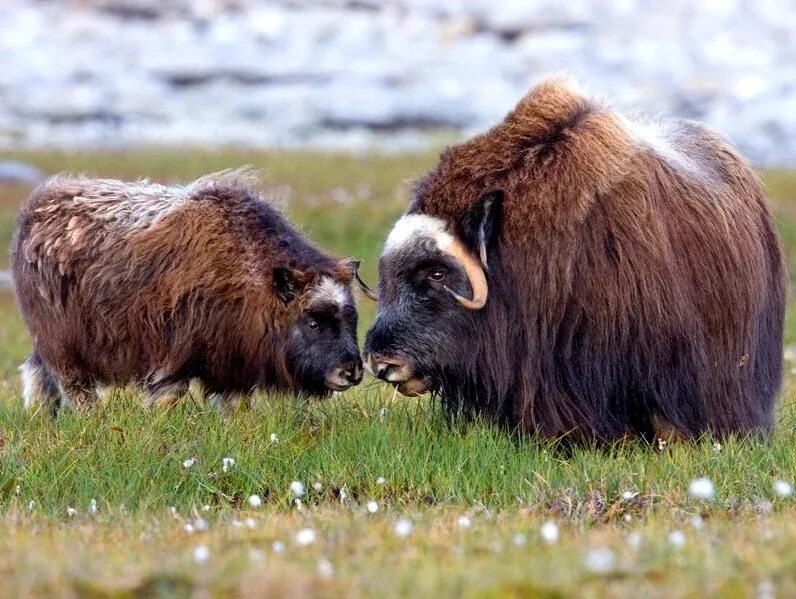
(338, 360, 363, 385)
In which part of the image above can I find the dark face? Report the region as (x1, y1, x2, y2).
(276, 271, 363, 396)
(363, 192, 502, 396)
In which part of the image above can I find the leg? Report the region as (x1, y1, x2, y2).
(208, 391, 251, 417)
(58, 377, 99, 412)
(19, 352, 60, 416)
(142, 380, 189, 410)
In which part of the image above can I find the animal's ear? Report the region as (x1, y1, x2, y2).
(459, 190, 503, 269)
(335, 258, 359, 282)
(273, 267, 313, 304)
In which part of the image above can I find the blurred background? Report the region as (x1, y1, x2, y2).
(1, 0, 795, 165)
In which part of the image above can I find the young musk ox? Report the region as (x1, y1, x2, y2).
(361, 78, 786, 442)
(12, 171, 363, 414)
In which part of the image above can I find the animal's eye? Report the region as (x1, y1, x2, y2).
(428, 269, 446, 282)
(307, 318, 319, 330)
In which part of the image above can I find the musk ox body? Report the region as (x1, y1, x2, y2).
(364, 79, 786, 441)
(12, 171, 363, 413)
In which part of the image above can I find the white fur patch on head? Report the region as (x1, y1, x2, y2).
(382, 213, 454, 256)
(310, 276, 350, 308)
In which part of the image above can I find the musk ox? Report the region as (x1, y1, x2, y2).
(362, 78, 786, 442)
(12, 171, 363, 414)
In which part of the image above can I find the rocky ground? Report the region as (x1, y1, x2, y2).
(1, 0, 795, 165)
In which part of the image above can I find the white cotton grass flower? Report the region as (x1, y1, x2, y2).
(182, 458, 196, 469)
(222, 457, 235, 473)
(457, 516, 471, 529)
(290, 480, 306, 497)
(202, 505, 210, 512)
(583, 548, 615, 573)
(317, 558, 334, 579)
(27, 500, 35, 511)
(89, 499, 98, 515)
(366, 501, 379, 514)
(540, 521, 559, 543)
(669, 530, 686, 548)
(312, 481, 323, 492)
(621, 490, 635, 500)
(295, 528, 316, 546)
(270, 433, 278, 444)
(376, 476, 386, 485)
(184, 523, 195, 533)
(66, 507, 77, 518)
(15, 484, 20, 495)
(394, 518, 413, 538)
(688, 477, 716, 499)
(248, 548, 265, 561)
(713, 442, 722, 453)
(248, 494, 262, 508)
(193, 545, 210, 563)
(773, 480, 793, 497)
(272, 540, 285, 553)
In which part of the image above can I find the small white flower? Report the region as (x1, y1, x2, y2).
(376, 476, 386, 485)
(378, 407, 388, 421)
(89, 499, 98, 514)
(621, 490, 635, 501)
(193, 545, 210, 563)
(222, 457, 235, 473)
(457, 516, 471, 529)
(169, 506, 178, 517)
(339, 485, 348, 501)
(202, 504, 210, 512)
(688, 477, 716, 499)
(248, 494, 262, 508)
(295, 528, 316, 546)
(773, 480, 793, 497)
(248, 548, 265, 561)
(272, 540, 285, 553)
(270, 433, 278, 444)
(669, 530, 686, 547)
(66, 507, 77, 518)
(294, 498, 303, 510)
(312, 481, 323, 492)
(540, 521, 559, 543)
(713, 442, 722, 453)
(15, 485, 20, 495)
(317, 558, 334, 578)
(584, 548, 615, 573)
(626, 531, 642, 548)
(184, 523, 195, 533)
(657, 438, 667, 451)
(512, 533, 527, 547)
(182, 458, 196, 469)
(246, 518, 256, 529)
(27, 500, 35, 511)
(394, 518, 413, 538)
(366, 501, 379, 514)
(290, 480, 306, 497)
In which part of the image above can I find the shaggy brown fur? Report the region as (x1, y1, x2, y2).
(365, 78, 786, 441)
(12, 171, 362, 413)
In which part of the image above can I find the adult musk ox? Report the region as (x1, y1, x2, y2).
(12, 171, 363, 414)
(362, 78, 786, 442)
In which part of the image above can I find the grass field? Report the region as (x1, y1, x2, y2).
(1, 150, 796, 598)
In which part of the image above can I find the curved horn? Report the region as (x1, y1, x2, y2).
(353, 261, 378, 302)
(441, 238, 488, 310)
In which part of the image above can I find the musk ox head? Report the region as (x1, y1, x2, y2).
(362, 191, 504, 398)
(276, 260, 363, 395)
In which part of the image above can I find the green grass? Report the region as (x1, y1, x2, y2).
(1, 150, 796, 597)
